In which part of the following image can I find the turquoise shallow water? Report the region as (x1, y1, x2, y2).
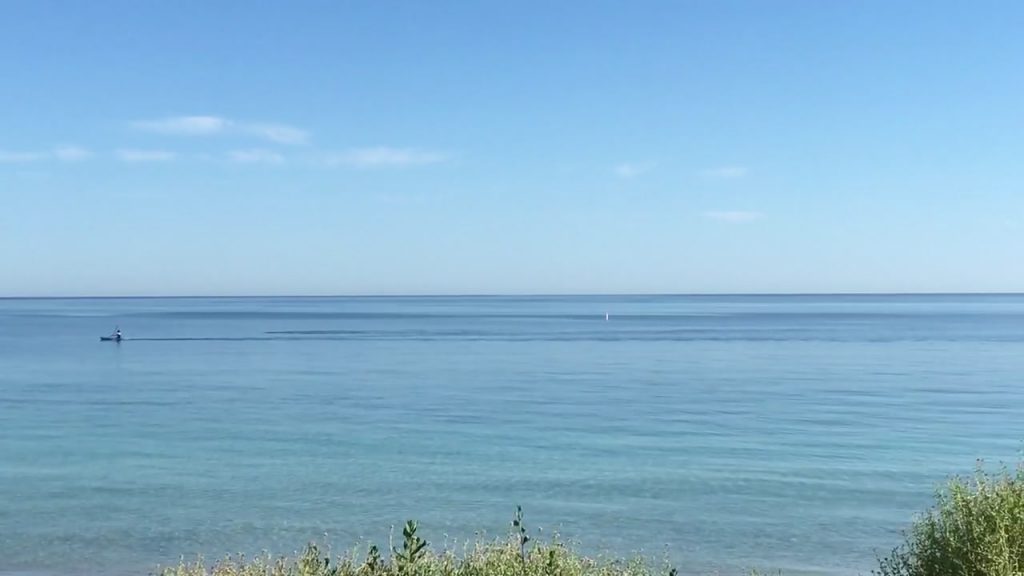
(1, 295, 1023, 576)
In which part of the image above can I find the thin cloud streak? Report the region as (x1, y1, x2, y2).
(0, 150, 45, 163)
(324, 147, 449, 168)
(614, 161, 656, 178)
(241, 124, 308, 145)
(133, 115, 309, 144)
(1, 147, 91, 163)
(133, 115, 228, 135)
(703, 210, 763, 223)
(116, 149, 177, 162)
(702, 166, 748, 180)
(54, 146, 92, 162)
(229, 149, 285, 164)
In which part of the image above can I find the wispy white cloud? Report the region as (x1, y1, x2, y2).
(324, 147, 449, 168)
(0, 150, 45, 163)
(116, 149, 177, 162)
(241, 123, 308, 145)
(229, 149, 285, 165)
(54, 145, 92, 162)
(702, 166, 748, 180)
(133, 115, 309, 145)
(133, 115, 228, 135)
(1, 146, 91, 163)
(703, 210, 763, 223)
(614, 161, 656, 178)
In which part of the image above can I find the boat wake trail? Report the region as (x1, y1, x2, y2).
(125, 337, 290, 342)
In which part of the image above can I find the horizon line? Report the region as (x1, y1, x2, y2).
(1, 291, 1023, 300)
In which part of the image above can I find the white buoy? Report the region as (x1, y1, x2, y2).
(605, 312, 609, 321)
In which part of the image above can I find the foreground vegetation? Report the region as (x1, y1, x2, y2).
(160, 463, 1024, 576)
(875, 462, 1024, 576)
(159, 508, 688, 576)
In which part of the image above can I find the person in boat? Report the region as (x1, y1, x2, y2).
(114, 327, 122, 341)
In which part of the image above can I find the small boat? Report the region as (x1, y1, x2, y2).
(100, 336, 121, 342)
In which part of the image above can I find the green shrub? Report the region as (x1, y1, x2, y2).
(876, 462, 1024, 576)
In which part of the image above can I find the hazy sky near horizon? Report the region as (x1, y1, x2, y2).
(2, 1, 1023, 296)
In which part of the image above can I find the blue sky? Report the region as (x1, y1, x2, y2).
(2, 1, 1022, 296)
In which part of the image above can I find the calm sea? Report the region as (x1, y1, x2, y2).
(2, 295, 1023, 576)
